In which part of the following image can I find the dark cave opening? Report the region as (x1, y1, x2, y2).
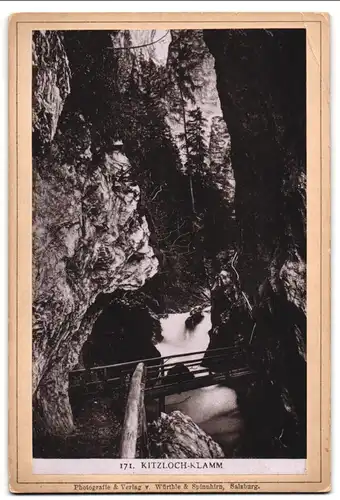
(81, 299, 161, 370)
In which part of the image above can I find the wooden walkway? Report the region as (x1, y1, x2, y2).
(69, 346, 255, 459)
(69, 345, 254, 401)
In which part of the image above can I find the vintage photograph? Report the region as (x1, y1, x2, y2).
(31, 27, 308, 464)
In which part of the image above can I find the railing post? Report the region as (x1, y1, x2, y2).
(159, 358, 165, 415)
(120, 362, 145, 459)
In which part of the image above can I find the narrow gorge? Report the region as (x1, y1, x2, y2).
(32, 28, 306, 460)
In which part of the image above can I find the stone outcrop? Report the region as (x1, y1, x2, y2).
(164, 364, 195, 386)
(32, 31, 158, 436)
(32, 31, 71, 149)
(148, 411, 224, 458)
(203, 267, 253, 369)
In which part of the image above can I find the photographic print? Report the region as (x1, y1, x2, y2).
(9, 12, 330, 493)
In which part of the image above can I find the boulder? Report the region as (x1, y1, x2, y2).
(148, 411, 224, 458)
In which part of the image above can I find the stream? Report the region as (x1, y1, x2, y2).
(61, 308, 243, 459)
(155, 309, 244, 456)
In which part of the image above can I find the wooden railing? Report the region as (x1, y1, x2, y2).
(69, 346, 253, 399)
(68, 347, 256, 458)
(69, 345, 255, 432)
(119, 362, 149, 459)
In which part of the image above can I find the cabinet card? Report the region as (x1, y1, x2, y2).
(8, 11, 330, 494)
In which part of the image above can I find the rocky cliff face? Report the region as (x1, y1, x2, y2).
(208, 117, 235, 203)
(32, 31, 158, 435)
(148, 411, 225, 458)
(32, 31, 71, 150)
(165, 30, 235, 202)
(203, 29, 306, 457)
(166, 30, 222, 142)
(204, 29, 306, 295)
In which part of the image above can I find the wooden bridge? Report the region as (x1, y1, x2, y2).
(69, 346, 255, 458)
(69, 345, 253, 401)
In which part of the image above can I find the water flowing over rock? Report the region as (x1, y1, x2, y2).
(33, 32, 158, 436)
(148, 411, 225, 458)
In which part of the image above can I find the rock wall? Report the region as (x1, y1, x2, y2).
(166, 30, 222, 147)
(204, 29, 306, 296)
(203, 29, 307, 457)
(32, 31, 158, 435)
(165, 30, 235, 202)
(32, 31, 71, 150)
(208, 117, 235, 203)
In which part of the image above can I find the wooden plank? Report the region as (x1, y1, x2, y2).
(119, 362, 145, 459)
(145, 367, 256, 399)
